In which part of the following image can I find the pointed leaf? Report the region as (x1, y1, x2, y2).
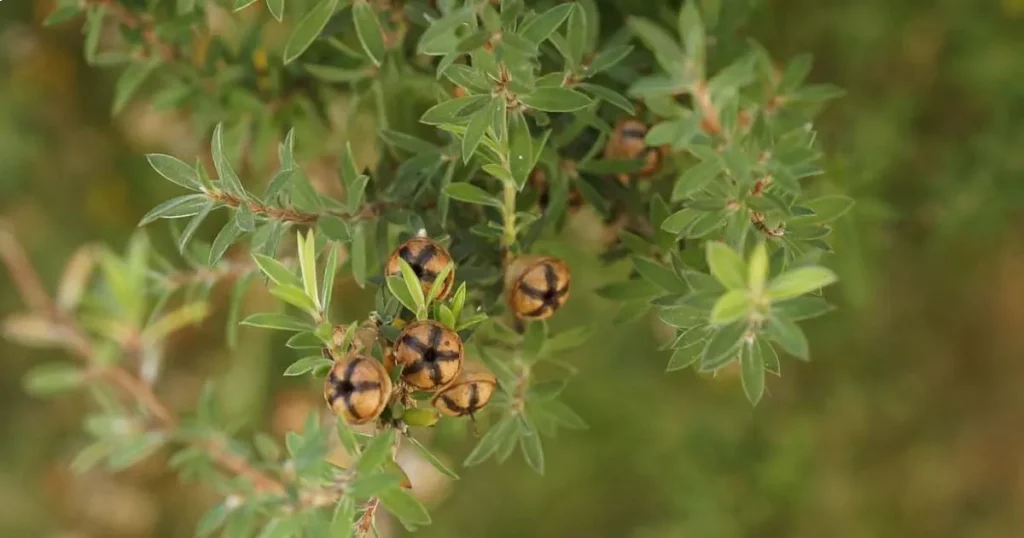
(767, 267, 838, 301)
(146, 154, 200, 191)
(706, 241, 746, 290)
(283, 0, 341, 64)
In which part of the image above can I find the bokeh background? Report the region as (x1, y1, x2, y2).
(3, 0, 1024, 537)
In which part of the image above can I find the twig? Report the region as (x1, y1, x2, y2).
(690, 81, 722, 136)
(92, 0, 176, 62)
(209, 191, 399, 226)
(0, 224, 283, 493)
(356, 498, 380, 537)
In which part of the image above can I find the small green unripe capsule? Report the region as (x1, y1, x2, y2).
(402, 407, 440, 427)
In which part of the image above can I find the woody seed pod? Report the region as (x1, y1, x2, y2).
(505, 256, 572, 320)
(431, 362, 498, 417)
(393, 320, 464, 390)
(385, 237, 456, 300)
(603, 118, 663, 183)
(324, 356, 392, 425)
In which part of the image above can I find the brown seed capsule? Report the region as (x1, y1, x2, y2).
(324, 356, 392, 425)
(432, 363, 497, 417)
(505, 256, 572, 320)
(604, 118, 663, 183)
(392, 320, 464, 390)
(385, 237, 456, 301)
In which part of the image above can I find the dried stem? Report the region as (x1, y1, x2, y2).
(0, 224, 283, 493)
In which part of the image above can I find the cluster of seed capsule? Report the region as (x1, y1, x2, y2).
(324, 236, 572, 426)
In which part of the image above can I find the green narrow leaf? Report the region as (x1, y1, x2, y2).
(23, 363, 86, 396)
(387, 276, 419, 314)
(587, 44, 634, 76)
(633, 257, 686, 293)
(378, 487, 432, 528)
(790, 195, 855, 225)
(709, 289, 751, 325)
(522, 320, 546, 359)
(209, 221, 242, 266)
(252, 254, 302, 288)
(235, 203, 255, 232)
(263, 169, 294, 202)
(661, 208, 700, 234)
(420, 95, 489, 125)
(355, 429, 396, 475)
(747, 241, 769, 296)
(397, 258, 427, 315)
(544, 399, 589, 430)
(44, 5, 82, 26)
(284, 356, 334, 376)
(766, 315, 809, 360)
(297, 231, 320, 310)
(112, 60, 157, 115)
(767, 267, 838, 301)
(178, 201, 214, 253)
(628, 16, 685, 75)
(443, 183, 503, 208)
(508, 113, 534, 189)
(756, 337, 781, 375)
(462, 103, 494, 162)
(521, 87, 593, 113)
(138, 194, 208, 226)
(211, 123, 246, 197)
(146, 154, 201, 191)
(706, 241, 747, 290)
(578, 83, 635, 115)
(519, 417, 545, 475)
(270, 284, 319, 315)
(319, 216, 351, 242)
(226, 273, 252, 348)
(426, 263, 454, 305)
(353, 1, 386, 66)
(241, 313, 312, 332)
(666, 339, 702, 372)
(518, 3, 573, 45)
(437, 304, 456, 329)
(406, 436, 459, 480)
(464, 416, 517, 467)
(699, 320, 746, 371)
(195, 503, 231, 538)
(234, 0, 258, 10)
(671, 159, 719, 201)
(329, 497, 356, 537)
(350, 223, 367, 288)
(772, 296, 834, 321)
(565, 2, 587, 67)
(283, 0, 341, 64)
(348, 473, 401, 499)
(740, 341, 765, 404)
(677, 1, 705, 64)
(266, 0, 285, 21)
(321, 243, 339, 310)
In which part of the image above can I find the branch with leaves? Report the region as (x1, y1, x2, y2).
(8, 0, 855, 535)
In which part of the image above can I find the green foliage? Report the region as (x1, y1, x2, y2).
(2, 0, 854, 535)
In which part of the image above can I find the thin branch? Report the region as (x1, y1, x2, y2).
(0, 225, 283, 493)
(91, 0, 176, 62)
(208, 191, 399, 226)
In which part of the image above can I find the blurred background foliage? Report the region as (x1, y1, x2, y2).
(3, 0, 1024, 537)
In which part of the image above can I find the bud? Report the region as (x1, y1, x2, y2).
(401, 407, 440, 428)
